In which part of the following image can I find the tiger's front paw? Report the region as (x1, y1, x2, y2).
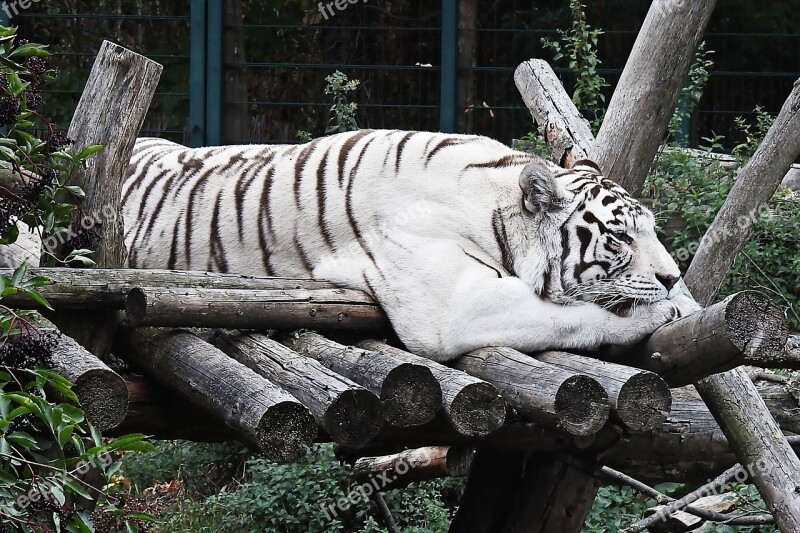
(624, 299, 681, 340)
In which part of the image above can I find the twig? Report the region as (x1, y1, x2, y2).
(621, 464, 771, 532)
(601, 466, 774, 527)
(370, 490, 399, 533)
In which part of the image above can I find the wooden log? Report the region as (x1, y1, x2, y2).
(357, 340, 506, 437)
(114, 327, 316, 463)
(108, 375, 240, 442)
(352, 446, 475, 490)
(0, 267, 336, 309)
(534, 351, 671, 432)
(513, 59, 594, 167)
(590, 0, 718, 196)
(619, 291, 787, 387)
(124, 286, 388, 331)
(209, 330, 383, 447)
(28, 314, 127, 431)
(281, 331, 440, 427)
(454, 347, 609, 437)
(52, 41, 163, 358)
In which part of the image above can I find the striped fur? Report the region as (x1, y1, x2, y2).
(123, 129, 698, 360)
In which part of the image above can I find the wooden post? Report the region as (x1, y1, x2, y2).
(210, 330, 384, 447)
(114, 327, 317, 463)
(358, 340, 506, 437)
(282, 331, 441, 427)
(124, 286, 388, 331)
(590, 0, 718, 195)
(52, 41, 163, 358)
(455, 347, 609, 437)
(352, 446, 475, 490)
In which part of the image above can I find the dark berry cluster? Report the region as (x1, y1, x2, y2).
(30, 494, 77, 522)
(42, 130, 72, 156)
(0, 76, 20, 127)
(0, 332, 57, 369)
(64, 225, 100, 254)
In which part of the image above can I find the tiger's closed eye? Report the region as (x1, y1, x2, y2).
(613, 232, 633, 244)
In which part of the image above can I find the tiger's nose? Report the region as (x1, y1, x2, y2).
(656, 273, 680, 291)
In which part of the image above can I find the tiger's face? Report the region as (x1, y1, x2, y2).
(519, 160, 681, 309)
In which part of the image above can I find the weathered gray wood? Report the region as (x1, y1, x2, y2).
(454, 347, 609, 437)
(619, 291, 787, 386)
(281, 331, 440, 427)
(534, 351, 670, 432)
(114, 327, 316, 462)
(590, 0, 717, 195)
(210, 330, 383, 447)
(352, 446, 474, 490)
(124, 286, 388, 331)
(28, 314, 127, 431)
(678, 78, 800, 533)
(52, 41, 163, 359)
(514, 59, 593, 167)
(0, 268, 336, 309)
(686, 79, 800, 305)
(357, 340, 506, 437)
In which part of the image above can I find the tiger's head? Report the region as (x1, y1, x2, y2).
(518, 159, 682, 310)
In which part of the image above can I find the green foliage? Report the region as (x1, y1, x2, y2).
(583, 486, 648, 532)
(668, 43, 715, 144)
(120, 442, 463, 533)
(324, 70, 360, 135)
(542, 0, 608, 128)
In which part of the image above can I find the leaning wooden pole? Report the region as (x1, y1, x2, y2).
(684, 78, 800, 532)
(52, 41, 162, 358)
(590, 0, 718, 195)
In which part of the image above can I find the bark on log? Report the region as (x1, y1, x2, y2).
(124, 286, 388, 331)
(53, 41, 162, 358)
(28, 314, 127, 431)
(534, 351, 671, 432)
(514, 59, 594, 167)
(619, 291, 787, 386)
(114, 327, 316, 463)
(0, 267, 336, 309)
(352, 446, 475, 490)
(680, 78, 800, 532)
(590, 0, 718, 196)
(357, 340, 506, 437)
(108, 375, 240, 442)
(686, 79, 800, 305)
(281, 331, 440, 427)
(209, 330, 383, 447)
(454, 347, 609, 437)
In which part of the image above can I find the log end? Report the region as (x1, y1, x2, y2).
(448, 382, 507, 437)
(74, 369, 129, 431)
(124, 287, 147, 326)
(553, 376, 610, 437)
(324, 389, 384, 447)
(727, 291, 789, 363)
(380, 363, 442, 427)
(615, 371, 672, 432)
(257, 401, 317, 464)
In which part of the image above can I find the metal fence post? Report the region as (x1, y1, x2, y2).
(205, 0, 223, 145)
(439, 0, 458, 133)
(189, 0, 207, 146)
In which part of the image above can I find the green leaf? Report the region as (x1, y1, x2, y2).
(9, 43, 51, 59)
(11, 262, 27, 286)
(76, 144, 104, 159)
(6, 71, 28, 97)
(63, 185, 86, 199)
(23, 289, 53, 310)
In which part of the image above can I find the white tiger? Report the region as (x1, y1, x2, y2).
(122, 129, 699, 361)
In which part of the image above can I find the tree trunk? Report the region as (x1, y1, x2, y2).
(281, 331, 441, 427)
(590, 0, 718, 195)
(52, 41, 162, 358)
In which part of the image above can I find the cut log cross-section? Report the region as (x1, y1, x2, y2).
(210, 330, 383, 447)
(281, 331, 441, 427)
(455, 347, 610, 437)
(114, 327, 317, 463)
(358, 340, 507, 437)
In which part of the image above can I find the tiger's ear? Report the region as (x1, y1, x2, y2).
(519, 161, 565, 214)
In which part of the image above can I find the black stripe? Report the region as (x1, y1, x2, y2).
(257, 166, 276, 276)
(461, 247, 502, 278)
(491, 209, 515, 275)
(294, 232, 314, 273)
(395, 131, 415, 173)
(293, 138, 321, 205)
(167, 218, 181, 270)
(183, 165, 218, 269)
(337, 130, 373, 186)
(235, 151, 274, 241)
(231, 152, 254, 241)
(465, 154, 534, 170)
(316, 145, 336, 249)
(209, 188, 229, 273)
(425, 138, 462, 165)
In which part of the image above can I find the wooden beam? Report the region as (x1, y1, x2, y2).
(281, 331, 441, 427)
(209, 330, 383, 447)
(52, 41, 162, 358)
(454, 347, 609, 437)
(357, 340, 506, 437)
(114, 327, 316, 463)
(124, 286, 388, 331)
(352, 446, 474, 490)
